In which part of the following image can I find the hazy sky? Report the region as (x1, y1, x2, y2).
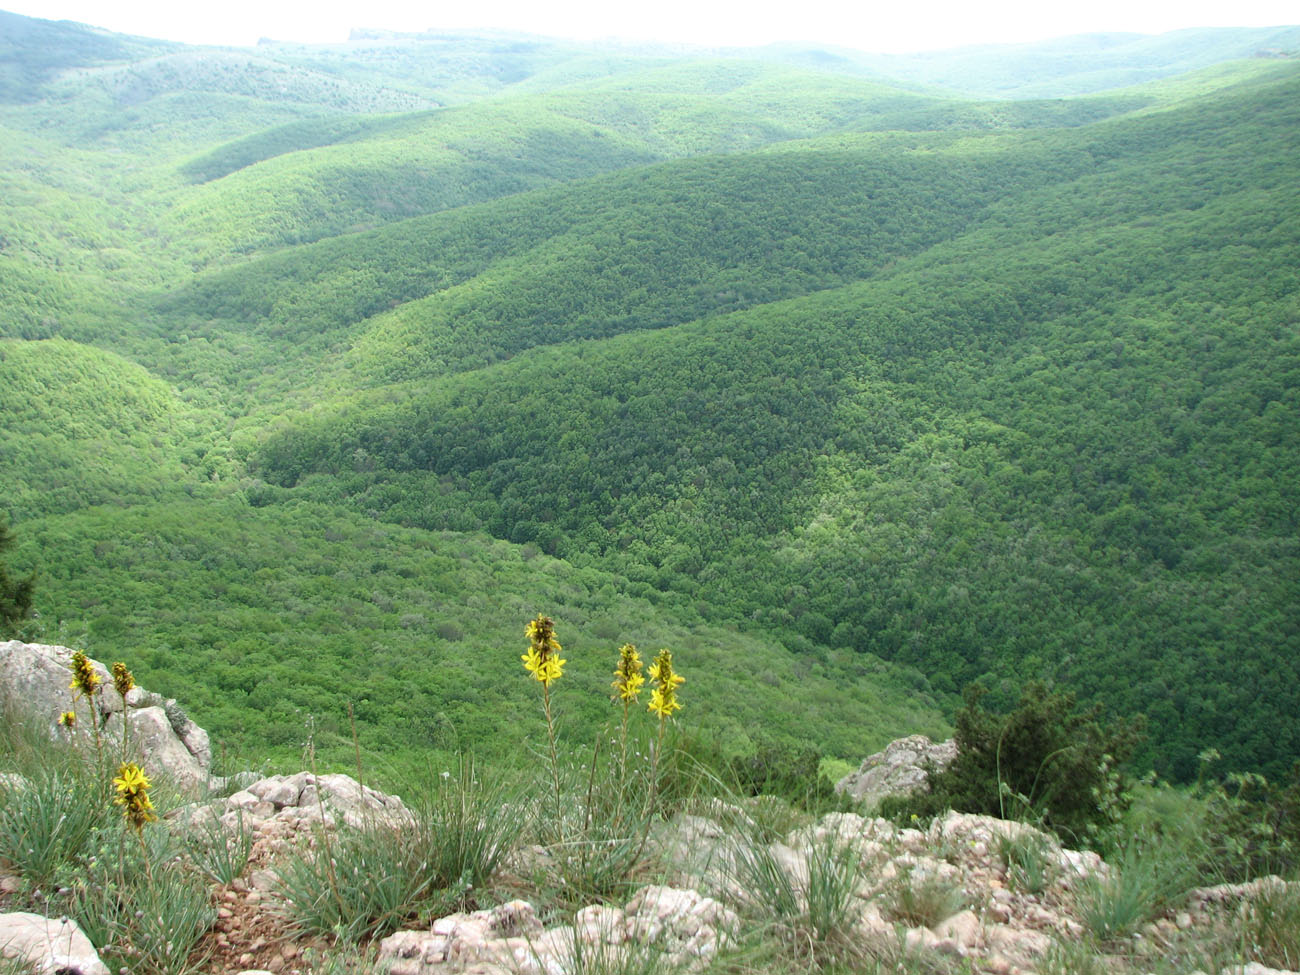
(4, 0, 1297, 52)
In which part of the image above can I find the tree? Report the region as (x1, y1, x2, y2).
(0, 515, 36, 638)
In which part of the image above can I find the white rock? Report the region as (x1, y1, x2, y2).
(836, 735, 958, 806)
(987, 922, 1053, 958)
(904, 925, 939, 952)
(575, 904, 626, 945)
(934, 909, 981, 947)
(0, 912, 110, 975)
(0, 642, 214, 793)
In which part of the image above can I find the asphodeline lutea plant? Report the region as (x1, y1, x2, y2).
(611, 643, 645, 775)
(68, 649, 104, 760)
(58, 710, 76, 730)
(644, 649, 684, 820)
(612, 644, 645, 704)
(112, 661, 135, 759)
(69, 649, 101, 701)
(523, 615, 565, 686)
(111, 661, 134, 699)
(113, 761, 157, 833)
(647, 649, 684, 719)
(523, 614, 566, 818)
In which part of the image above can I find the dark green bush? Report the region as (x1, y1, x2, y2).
(1195, 757, 1300, 882)
(0, 516, 36, 638)
(728, 739, 835, 809)
(881, 681, 1143, 843)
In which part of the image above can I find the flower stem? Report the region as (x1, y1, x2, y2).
(543, 682, 562, 831)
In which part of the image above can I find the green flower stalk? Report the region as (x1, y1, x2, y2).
(523, 614, 565, 821)
(112, 661, 135, 760)
(645, 649, 684, 822)
(611, 644, 644, 778)
(68, 649, 104, 762)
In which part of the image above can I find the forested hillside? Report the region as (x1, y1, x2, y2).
(0, 10, 1296, 781)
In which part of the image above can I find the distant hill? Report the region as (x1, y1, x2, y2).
(762, 26, 1300, 97)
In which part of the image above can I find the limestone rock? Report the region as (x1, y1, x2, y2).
(124, 705, 207, 791)
(379, 884, 736, 975)
(0, 912, 110, 975)
(222, 771, 411, 832)
(0, 641, 214, 793)
(835, 734, 958, 807)
(934, 909, 981, 948)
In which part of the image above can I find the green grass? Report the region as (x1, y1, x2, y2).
(1076, 833, 1196, 943)
(275, 759, 518, 941)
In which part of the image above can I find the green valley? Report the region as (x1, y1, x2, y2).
(1, 11, 1296, 786)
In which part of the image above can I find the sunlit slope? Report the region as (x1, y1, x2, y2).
(251, 65, 1300, 780)
(154, 62, 1297, 397)
(156, 58, 1154, 267)
(15, 499, 948, 771)
(159, 133, 1081, 390)
(0, 339, 205, 519)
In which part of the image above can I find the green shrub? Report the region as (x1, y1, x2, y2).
(997, 830, 1055, 895)
(183, 806, 254, 885)
(728, 740, 835, 809)
(0, 515, 36, 639)
(1241, 879, 1300, 970)
(0, 765, 111, 887)
(1195, 757, 1300, 882)
(276, 816, 454, 942)
(278, 760, 517, 942)
(881, 681, 1143, 843)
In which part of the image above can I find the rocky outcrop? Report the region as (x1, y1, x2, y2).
(378, 886, 737, 975)
(219, 771, 412, 832)
(0, 912, 109, 975)
(0, 640, 213, 792)
(835, 733, 958, 807)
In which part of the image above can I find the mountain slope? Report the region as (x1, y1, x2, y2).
(1, 13, 1296, 781)
(250, 64, 1300, 779)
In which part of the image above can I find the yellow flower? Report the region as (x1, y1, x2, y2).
(113, 762, 157, 832)
(58, 710, 76, 729)
(111, 661, 135, 698)
(612, 644, 645, 703)
(522, 614, 565, 687)
(68, 650, 101, 700)
(647, 649, 684, 718)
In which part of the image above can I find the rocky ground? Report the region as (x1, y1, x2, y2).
(1, 641, 1297, 975)
(4, 766, 1297, 975)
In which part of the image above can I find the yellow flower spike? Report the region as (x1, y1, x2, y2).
(68, 650, 101, 700)
(522, 614, 564, 687)
(111, 662, 135, 699)
(113, 761, 157, 832)
(58, 710, 76, 729)
(612, 644, 645, 704)
(647, 649, 684, 718)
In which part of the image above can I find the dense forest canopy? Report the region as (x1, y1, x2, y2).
(0, 10, 1296, 780)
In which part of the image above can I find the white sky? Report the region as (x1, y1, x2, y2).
(3, 0, 1297, 53)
